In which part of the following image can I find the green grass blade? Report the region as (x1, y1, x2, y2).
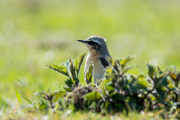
(15, 88, 22, 105)
(20, 93, 32, 104)
(47, 80, 51, 94)
(15, 87, 22, 112)
(16, 78, 35, 93)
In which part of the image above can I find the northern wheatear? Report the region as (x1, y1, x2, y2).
(77, 36, 111, 83)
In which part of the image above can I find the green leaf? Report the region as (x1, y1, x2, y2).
(131, 75, 149, 93)
(51, 90, 66, 96)
(125, 97, 137, 110)
(97, 79, 103, 85)
(169, 67, 179, 80)
(120, 55, 135, 68)
(169, 72, 178, 80)
(52, 90, 66, 103)
(73, 77, 80, 87)
(156, 86, 168, 103)
(168, 83, 176, 89)
(83, 91, 102, 100)
(65, 78, 75, 88)
(137, 75, 149, 88)
(100, 78, 113, 86)
(168, 67, 180, 87)
(74, 52, 86, 76)
(113, 59, 121, 73)
(54, 104, 59, 111)
(153, 73, 167, 89)
(147, 63, 156, 79)
(148, 94, 156, 101)
(85, 62, 93, 85)
(175, 73, 180, 87)
(105, 67, 114, 75)
(104, 67, 116, 79)
(123, 66, 134, 73)
(63, 87, 73, 92)
(157, 74, 169, 87)
(168, 83, 180, 95)
(157, 66, 163, 74)
(46, 64, 69, 77)
(38, 99, 49, 113)
(105, 86, 114, 92)
(15, 88, 22, 106)
(69, 57, 76, 79)
(123, 85, 132, 95)
(110, 92, 126, 101)
(102, 85, 114, 96)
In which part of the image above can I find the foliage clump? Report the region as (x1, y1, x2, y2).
(16, 52, 180, 119)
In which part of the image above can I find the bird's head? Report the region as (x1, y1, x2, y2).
(77, 36, 107, 54)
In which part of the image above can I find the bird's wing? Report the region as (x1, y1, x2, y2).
(99, 57, 109, 68)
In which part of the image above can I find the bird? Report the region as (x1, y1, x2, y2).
(77, 36, 111, 84)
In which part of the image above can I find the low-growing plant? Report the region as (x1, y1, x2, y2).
(15, 52, 180, 119)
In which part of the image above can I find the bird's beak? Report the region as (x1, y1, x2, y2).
(77, 40, 86, 43)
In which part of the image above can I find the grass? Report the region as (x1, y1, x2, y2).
(1, 111, 163, 120)
(0, 0, 180, 119)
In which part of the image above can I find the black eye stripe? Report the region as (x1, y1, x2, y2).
(86, 40, 101, 50)
(87, 41, 97, 45)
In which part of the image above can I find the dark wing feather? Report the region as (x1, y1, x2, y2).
(100, 57, 109, 68)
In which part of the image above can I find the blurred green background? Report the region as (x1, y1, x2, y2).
(0, 0, 180, 107)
